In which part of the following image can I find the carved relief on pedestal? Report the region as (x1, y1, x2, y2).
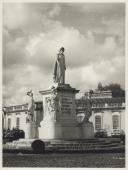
(44, 93, 59, 121)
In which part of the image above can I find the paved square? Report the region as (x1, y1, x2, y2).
(3, 152, 125, 167)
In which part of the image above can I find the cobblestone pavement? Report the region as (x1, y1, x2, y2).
(3, 152, 125, 167)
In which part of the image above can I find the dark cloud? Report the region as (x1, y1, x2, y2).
(56, 3, 125, 35)
(3, 3, 125, 105)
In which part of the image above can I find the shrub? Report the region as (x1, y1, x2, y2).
(120, 130, 125, 144)
(3, 128, 25, 141)
(95, 129, 108, 138)
(111, 130, 125, 144)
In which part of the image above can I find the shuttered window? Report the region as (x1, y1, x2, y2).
(8, 118, 11, 129)
(112, 115, 119, 130)
(95, 115, 101, 130)
(16, 117, 20, 129)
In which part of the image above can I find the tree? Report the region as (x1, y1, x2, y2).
(105, 83, 125, 98)
(98, 82, 103, 91)
(97, 83, 125, 98)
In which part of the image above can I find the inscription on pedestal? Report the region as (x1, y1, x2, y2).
(60, 96, 73, 115)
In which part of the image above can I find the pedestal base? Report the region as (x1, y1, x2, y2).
(79, 122, 94, 139)
(39, 121, 94, 140)
(25, 122, 38, 139)
(39, 84, 94, 140)
(60, 122, 94, 139)
(39, 121, 62, 139)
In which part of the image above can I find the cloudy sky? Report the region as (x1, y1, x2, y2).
(3, 2, 125, 105)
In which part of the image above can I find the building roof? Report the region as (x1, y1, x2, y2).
(3, 97, 125, 114)
(76, 97, 125, 105)
(3, 101, 43, 113)
(90, 97, 125, 104)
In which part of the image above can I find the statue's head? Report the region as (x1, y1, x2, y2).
(59, 47, 65, 53)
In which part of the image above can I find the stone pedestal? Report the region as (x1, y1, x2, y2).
(39, 83, 94, 140)
(25, 122, 38, 139)
(39, 121, 62, 139)
(78, 122, 94, 139)
(39, 84, 79, 139)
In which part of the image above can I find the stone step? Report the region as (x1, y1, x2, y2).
(45, 143, 120, 150)
(50, 139, 102, 144)
(4, 140, 120, 147)
(3, 138, 123, 152)
(45, 145, 124, 152)
(48, 141, 120, 147)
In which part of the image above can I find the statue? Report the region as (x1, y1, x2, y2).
(84, 99, 92, 122)
(26, 90, 36, 122)
(53, 47, 66, 84)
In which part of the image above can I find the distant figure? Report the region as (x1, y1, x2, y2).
(53, 47, 66, 84)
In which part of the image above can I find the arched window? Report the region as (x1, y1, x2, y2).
(16, 117, 20, 129)
(112, 115, 119, 130)
(95, 115, 101, 130)
(8, 118, 11, 130)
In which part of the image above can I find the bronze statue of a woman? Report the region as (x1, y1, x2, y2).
(53, 47, 66, 84)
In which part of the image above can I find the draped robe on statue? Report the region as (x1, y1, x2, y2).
(53, 53, 66, 84)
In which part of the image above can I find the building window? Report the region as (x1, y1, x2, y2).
(16, 117, 20, 129)
(8, 118, 11, 130)
(6, 106, 13, 112)
(112, 115, 119, 130)
(15, 105, 22, 110)
(26, 116, 29, 123)
(108, 103, 122, 108)
(97, 104, 105, 108)
(92, 104, 96, 108)
(95, 115, 101, 130)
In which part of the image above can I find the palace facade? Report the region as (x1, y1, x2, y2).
(76, 97, 125, 136)
(3, 90, 125, 137)
(2, 102, 43, 131)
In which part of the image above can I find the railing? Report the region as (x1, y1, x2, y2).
(4, 104, 28, 112)
(92, 103, 123, 109)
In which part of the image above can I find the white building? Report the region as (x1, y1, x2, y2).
(3, 102, 43, 131)
(3, 90, 125, 137)
(76, 90, 125, 136)
(90, 97, 125, 136)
